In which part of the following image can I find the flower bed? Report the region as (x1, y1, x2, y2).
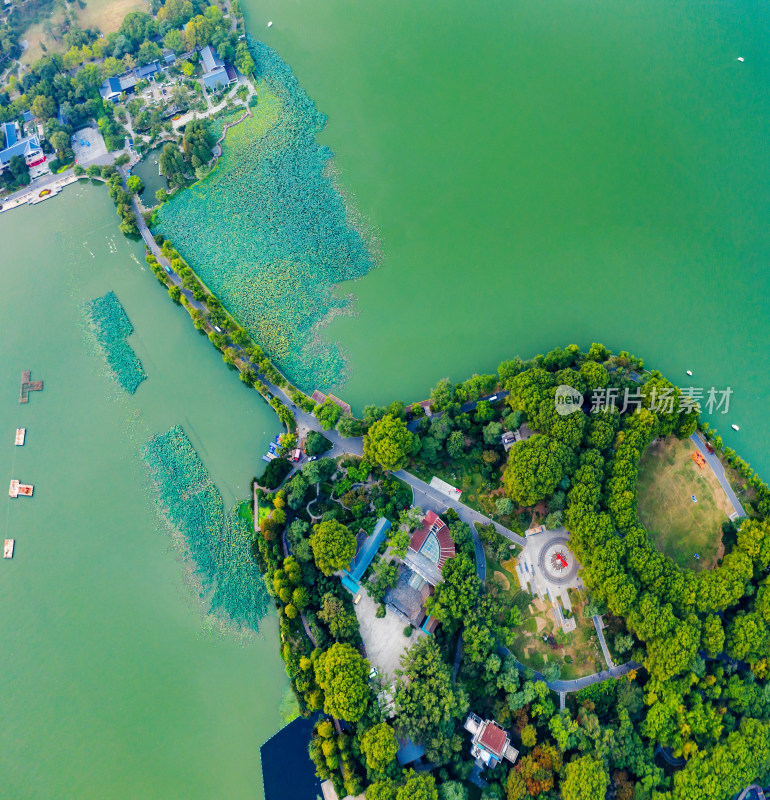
(153, 39, 377, 390)
(84, 291, 146, 394)
(143, 425, 269, 631)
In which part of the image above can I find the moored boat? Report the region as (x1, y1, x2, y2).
(9, 480, 33, 498)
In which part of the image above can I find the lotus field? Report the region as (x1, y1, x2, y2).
(143, 425, 270, 631)
(154, 39, 377, 391)
(84, 291, 147, 394)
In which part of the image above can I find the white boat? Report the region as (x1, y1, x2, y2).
(3, 539, 14, 559)
(737, 57, 745, 62)
(15, 428, 25, 446)
(731, 424, 740, 431)
(686, 370, 693, 377)
(267, 20, 273, 27)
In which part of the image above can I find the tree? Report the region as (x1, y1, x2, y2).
(49, 129, 69, 158)
(562, 755, 609, 800)
(396, 771, 438, 800)
(310, 519, 356, 576)
(127, 174, 144, 194)
(438, 782, 468, 800)
(364, 414, 414, 471)
(318, 593, 359, 640)
(446, 430, 465, 459)
(315, 398, 342, 431)
(395, 638, 468, 746)
(503, 434, 576, 506)
(496, 497, 514, 516)
(31, 94, 55, 120)
(314, 642, 370, 722)
(367, 781, 398, 800)
(361, 722, 399, 773)
(474, 400, 495, 423)
(306, 430, 333, 457)
(483, 421, 503, 445)
(163, 28, 187, 53)
(423, 555, 480, 629)
(506, 770, 527, 800)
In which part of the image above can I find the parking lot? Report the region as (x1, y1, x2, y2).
(72, 126, 110, 166)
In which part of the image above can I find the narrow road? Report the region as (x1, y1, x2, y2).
(592, 615, 615, 670)
(690, 433, 745, 520)
(393, 469, 526, 548)
(130, 190, 207, 313)
(406, 390, 510, 432)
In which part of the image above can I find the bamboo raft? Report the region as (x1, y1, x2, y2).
(19, 370, 43, 403)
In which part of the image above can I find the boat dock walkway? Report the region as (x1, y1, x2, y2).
(19, 370, 43, 403)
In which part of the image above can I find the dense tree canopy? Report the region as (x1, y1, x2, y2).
(310, 519, 357, 576)
(364, 414, 414, 471)
(503, 434, 576, 506)
(314, 642, 370, 722)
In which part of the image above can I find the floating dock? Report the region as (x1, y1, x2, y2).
(9, 480, 33, 498)
(15, 428, 25, 446)
(19, 370, 43, 404)
(3, 539, 14, 559)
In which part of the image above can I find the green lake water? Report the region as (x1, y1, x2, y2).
(0, 184, 287, 799)
(132, 146, 168, 201)
(245, 0, 770, 477)
(3, 0, 770, 794)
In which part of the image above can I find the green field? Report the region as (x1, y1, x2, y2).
(637, 437, 732, 570)
(20, 0, 148, 64)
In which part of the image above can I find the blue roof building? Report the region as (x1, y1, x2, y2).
(22, 110, 33, 123)
(99, 77, 123, 101)
(3, 121, 18, 148)
(340, 517, 391, 596)
(136, 60, 161, 80)
(0, 131, 43, 170)
(200, 44, 237, 91)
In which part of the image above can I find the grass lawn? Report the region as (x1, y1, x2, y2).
(20, 0, 148, 64)
(637, 437, 732, 570)
(508, 583, 603, 680)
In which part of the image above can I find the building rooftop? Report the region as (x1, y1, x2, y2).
(0, 133, 41, 166)
(341, 517, 391, 594)
(409, 510, 455, 569)
(3, 121, 17, 148)
(464, 714, 519, 767)
(402, 547, 443, 586)
(478, 722, 508, 757)
(200, 44, 224, 73)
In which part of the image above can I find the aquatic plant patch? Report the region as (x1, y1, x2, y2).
(84, 291, 146, 394)
(143, 425, 270, 631)
(153, 38, 377, 391)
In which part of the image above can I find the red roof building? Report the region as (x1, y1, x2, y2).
(464, 714, 519, 768)
(409, 510, 456, 569)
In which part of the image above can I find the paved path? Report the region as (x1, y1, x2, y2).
(393, 469, 526, 548)
(130, 188, 208, 313)
(593, 615, 615, 670)
(655, 745, 685, 768)
(406, 390, 509, 432)
(690, 433, 745, 520)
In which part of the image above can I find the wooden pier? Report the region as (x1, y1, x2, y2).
(19, 370, 43, 403)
